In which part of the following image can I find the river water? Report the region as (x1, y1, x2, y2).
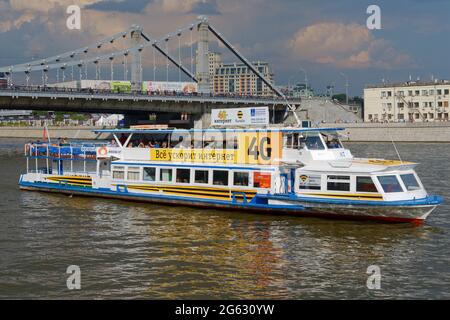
(0, 138, 449, 299)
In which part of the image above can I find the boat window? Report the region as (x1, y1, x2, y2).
(356, 176, 378, 193)
(322, 133, 343, 149)
(377, 175, 403, 193)
(194, 170, 209, 184)
(284, 134, 293, 148)
(327, 181, 350, 191)
(327, 175, 350, 181)
(293, 133, 299, 149)
(400, 174, 421, 191)
(213, 170, 229, 186)
(176, 168, 190, 183)
(302, 134, 325, 150)
(112, 166, 125, 180)
(160, 168, 173, 182)
(254, 172, 271, 188)
(327, 175, 350, 191)
(143, 167, 156, 181)
(299, 174, 321, 190)
(127, 167, 140, 181)
(234, 172, 249, 186)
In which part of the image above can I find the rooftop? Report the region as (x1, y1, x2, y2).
(366, 80, 450, 89)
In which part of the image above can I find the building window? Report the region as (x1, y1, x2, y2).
(415, 90, 420, 96)
(160, 168, 173, 182)
(356, 176, 378, 193)
(233, 172, 249, 186)
(213, 170, 229, 186)
(437, 89, 442, 95)
(408, 90, 413, 96)
(445, 89, 449, 95)
(398, 102, 404, 108)
(422, 90, 428, 96)
(143, 167, 156, 181)
(112, 166, 125, 180)
(387, 91, 392, 97)
(377, 175, 403, 193)
(194, 170, 209, 184)
(381, 91, 386, 98)
(398, 113, 404, 120)
(127, 167, 140, 181)
(176, 168, 190, 183)
(253, 172, 271, 188)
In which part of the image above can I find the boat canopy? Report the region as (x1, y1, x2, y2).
(93, 127, 346, 134)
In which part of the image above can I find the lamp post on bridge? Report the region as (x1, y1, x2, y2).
(299, 67, 308, 96)
(340, 72, 349, 105)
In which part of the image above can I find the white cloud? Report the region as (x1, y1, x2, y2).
(289, 22, 414, 69)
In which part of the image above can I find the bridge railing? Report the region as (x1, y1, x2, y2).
(0, 85, 302, 103)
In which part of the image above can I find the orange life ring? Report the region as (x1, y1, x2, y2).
(98, 147, 108, 156)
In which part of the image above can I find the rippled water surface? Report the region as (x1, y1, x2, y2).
(0, 139, 449, 299)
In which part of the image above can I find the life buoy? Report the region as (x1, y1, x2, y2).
(98, 147, 108, 157)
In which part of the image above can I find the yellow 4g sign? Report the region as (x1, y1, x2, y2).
(239, 132, 281, 165)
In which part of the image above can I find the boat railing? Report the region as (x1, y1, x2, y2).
(24, 142, 107, 161)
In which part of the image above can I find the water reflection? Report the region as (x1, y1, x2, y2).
(1, 139, 449, 299)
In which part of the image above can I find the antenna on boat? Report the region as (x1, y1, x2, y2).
(389, 129, 403, 164)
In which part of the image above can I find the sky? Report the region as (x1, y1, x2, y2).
(1, 0, 450, 96)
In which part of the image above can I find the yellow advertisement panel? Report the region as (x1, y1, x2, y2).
(149, 132, 282, 165)
(150, 149, 238, 164)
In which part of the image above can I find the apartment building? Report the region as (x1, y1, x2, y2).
(202, 52, 274, 96)
(364, 81, 450, 122)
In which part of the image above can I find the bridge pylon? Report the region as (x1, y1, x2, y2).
(196, 16, 210, 94)
(130, 25, 143, 92)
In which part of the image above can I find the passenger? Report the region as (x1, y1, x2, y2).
(119, 134, 127, 146)
(109, 139, 117, 147)
(138, 140, 145, 148)
(127, 142, 134, 148)
(153, 141, 160, 148)
(161, 141, 167, 148)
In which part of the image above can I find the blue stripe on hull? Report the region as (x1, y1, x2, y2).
(18, 180, 441, 223)
(18, 180, 299, 212)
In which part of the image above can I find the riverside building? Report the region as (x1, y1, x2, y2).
(364, 80, 450, 122)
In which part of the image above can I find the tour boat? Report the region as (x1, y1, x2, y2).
(19, 127, 442, 223)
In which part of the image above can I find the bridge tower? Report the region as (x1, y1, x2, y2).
(130, 26, 143, 92)
(196, 16, 210, 94)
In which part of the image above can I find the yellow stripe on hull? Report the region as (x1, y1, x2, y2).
(117, 184, 256, 201)
(300, 192, 383, 201)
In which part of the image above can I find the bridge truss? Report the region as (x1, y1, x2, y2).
(0, 16, 300, 125)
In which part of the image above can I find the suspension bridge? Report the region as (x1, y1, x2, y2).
(0, 16, 301, 126)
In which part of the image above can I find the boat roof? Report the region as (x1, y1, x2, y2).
(94, 127, 346, 134)
(303, 159, 417, 173)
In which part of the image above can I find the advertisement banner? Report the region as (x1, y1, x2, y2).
(150, 148, 238, 164)
(211, 107, 270, 126)
(142, 81, 198, 93)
